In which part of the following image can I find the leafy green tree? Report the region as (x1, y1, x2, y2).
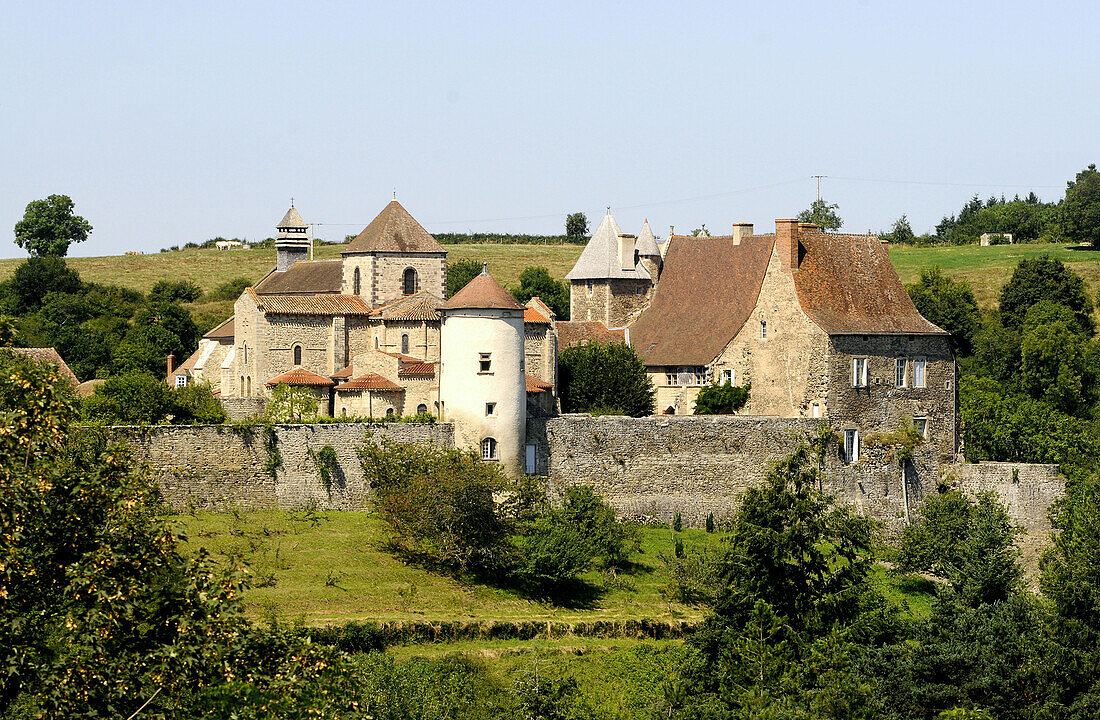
(173, 381, 227, 424)
(264, 382, 320, 422)
(511, 266, 570, 320)
(1062, 163, 1100, 248)
(566, 212, 589, 238)
(13, 194, 93, 257)
(693, 381, 750, 414)
(898, 490, 978, 576)
(209, 276, 252, 301)
(798, 199, 843, 230)
(907, 267, 982, 355)
(1018, 305, 1095, 414)
(558, 342, 655, 416)
(882, 214, 916, 244)
(8, 256, 82, 313)
(557, 485, 634, 569)
(998, 256, 1093, 333)
(149, 279, 203, 303)
(82, 371, 176, 424)
(446, 258, 483, 298)
(114, 301, 200, 376)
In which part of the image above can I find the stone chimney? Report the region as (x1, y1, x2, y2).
(731, 222, 753, 246)
(618, 233, 636, 271)
(798, 222, 819, 234)
(775, 219, 801, 272)
(167, 353, 176, 379)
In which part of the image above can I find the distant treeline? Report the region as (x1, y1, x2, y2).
(432, 232, 589, 245)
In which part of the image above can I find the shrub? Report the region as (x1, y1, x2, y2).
(558, 342, 655, 416)
(149, 279, 203, 303)
(663, 546, 722, 605)
(173, 381, 227, 424)
(264, 383, 319, 422)
(558, 485, 636, 569)
(706, 513, 716, 533)
(209, 276, 252, 301)
(693, 382, 750, 414)
(82, 371, 176, 424)
(673, 512, 683, 532)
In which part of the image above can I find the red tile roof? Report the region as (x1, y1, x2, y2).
(792, 231, 948, 335)
(247, 289, 372, 316)
(254, 259, 343, 295)
(524, 305, 552, 324)
(336, 373, 404, 391)
(372, 292, 442, 321)
(203, 315, 235, 340)
(344, 201, 445, 254)
(9, 347, 79, 384)
(265, 368, 335, 387)
(331, 365, 355, 379)
(525, 373, 554, 393)
(380, 351, 424, 364)
(555, 321, 627, 349)
(398, 362, 436, 377)
(440, 272, 524, 311)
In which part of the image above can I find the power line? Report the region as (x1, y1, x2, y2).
(829, 175, 1062, 190)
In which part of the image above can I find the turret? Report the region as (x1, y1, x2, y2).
(438, 266, 527, 475)
(635, 218, 662, 282)
(275, 204, 310, 272)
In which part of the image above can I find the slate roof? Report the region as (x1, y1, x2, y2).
(372, 292, 442, 321)
(254, 259, 343, 295)
(247, 289, 372, 316)
(265, 368, 334, 387)
(336, 373, 404, 391)
(277, 206, 308, 230)
(565, 214, 651, 281)
(9, 347, 79, 383)
(629, 234, 775, 366)
(203, 316, 235, 340)
(635, 219, 660, 257)
(344, 201, 445, 254)
(555, 321, 627, 349)
(440, 270, 524, 311)
(792, 231, 948, 336)
(525, 373, 554, 393)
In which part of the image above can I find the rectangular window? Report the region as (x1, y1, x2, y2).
(896, 357, 907, 388)
(914, 417, 929, 439)
(721, 368, 734, 385)
(479, 353, 492, 373)
(666, 372, 677, 386)
(812, 402, 820, 419)
(525, 444, 536, 474)
(175, 374, 187, 388)
(914, 359, 926, 388)
(852, 358, 869, 387)
(485, 402, 496, 417)
(843, 429, 860, 463)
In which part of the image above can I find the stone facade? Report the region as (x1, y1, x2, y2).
(342, 252, 447, 308)
(117, 422, 453, 512)
(568, 278, 652, 328)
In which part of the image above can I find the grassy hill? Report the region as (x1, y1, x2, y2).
(4, 241, 1099, 324)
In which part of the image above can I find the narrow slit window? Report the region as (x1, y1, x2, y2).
(896, 357, 907, 388)
(401, 334, 410, 355)
(760, 320, 767, 339)
(293, 344, 302, 366)
(486, 402, 497, 417)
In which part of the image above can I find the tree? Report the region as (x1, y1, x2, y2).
(173, 381, 228, 424)
(999, 256, 1093, 333)
(81, 371, 176, 424)
(898, 490, 978, 576)
(907, 267, 982, 355)
(209, 276, 252, 301)
(798, 199, 843, 230)
(693, 381, 750, 414)
(882, 214, 915, 244)
(565, 212, 589, 238)
(446, 258, 483, 298)
(264, 383, 320, 422)
(1062, 163, 1100, 247)
(511, 266, 569, 320)
(13, 194, 92, 257)
(8, 256, 82, 313)
(1018, 304, 1095, 414)
(558, 342, 655, 416)
(149, 279, 203, 303)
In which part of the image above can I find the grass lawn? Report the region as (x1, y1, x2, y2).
(174, 510, 936, 630)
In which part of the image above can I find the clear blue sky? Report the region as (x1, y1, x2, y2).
(2, 1, 1098, 258)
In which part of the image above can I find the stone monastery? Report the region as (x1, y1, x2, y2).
(171, 200, 957, 476)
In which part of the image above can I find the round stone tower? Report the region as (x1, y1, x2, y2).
(438, 266, 527, 475)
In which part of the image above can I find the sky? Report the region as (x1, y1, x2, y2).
(2, 1, 1098, 259)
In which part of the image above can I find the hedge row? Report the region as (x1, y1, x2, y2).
(432, 233, 589, 246)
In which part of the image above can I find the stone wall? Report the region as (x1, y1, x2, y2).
(114, 422, 453, 512)
(950, 461, 1064, 571)
(220, 397, 266, 421)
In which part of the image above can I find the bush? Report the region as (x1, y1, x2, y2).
(693, 382, 750, 414)
(149, 279, 203, 303)
(82, 371, 176, 424)
(558, 485, 636, 569)
(173, 381, 227, 424)
(663, 546, 722, 605)
(264, 383, 319, 422)
(558, 342, 655, 416)
(209, 276, 252, 301)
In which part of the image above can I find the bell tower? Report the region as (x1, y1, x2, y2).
(274, 202, 311, 272)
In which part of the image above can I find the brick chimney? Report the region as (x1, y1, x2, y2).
(167, 352, 176, 379)
(731, 222, 753, 245)
(775, 219, 801, 272)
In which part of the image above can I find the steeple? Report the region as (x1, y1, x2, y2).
(275, 203, 311, 272)
(636, 218, 662, 281)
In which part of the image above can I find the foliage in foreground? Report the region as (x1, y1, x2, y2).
(81, 371, 226, 424)
(693, 381, 750, 414)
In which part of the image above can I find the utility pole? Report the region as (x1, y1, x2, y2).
(812, 175, 825, 202)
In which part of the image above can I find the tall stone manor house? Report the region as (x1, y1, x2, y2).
(172, 201, 957, 474)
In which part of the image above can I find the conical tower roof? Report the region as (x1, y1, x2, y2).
(440, 265, 524, 310)
(344, 200, 445, 254)
(635, 218, 660, 257)
(564, 213, 651, 281)
(277, 205, 308, 230)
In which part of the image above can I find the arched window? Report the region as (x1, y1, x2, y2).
(385, 408, 395, 418)
(481, 437, 498, 460)
(240, 376, 244, 395)
(403, 268, 417, 296)
(246, 377, 252, 396)
(353, 267, 361, 295)
(401, 334, 410, 355)
(341, 407, 347, 417)
(293, 344, 302, 366)
(416, 403, 427, 415)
